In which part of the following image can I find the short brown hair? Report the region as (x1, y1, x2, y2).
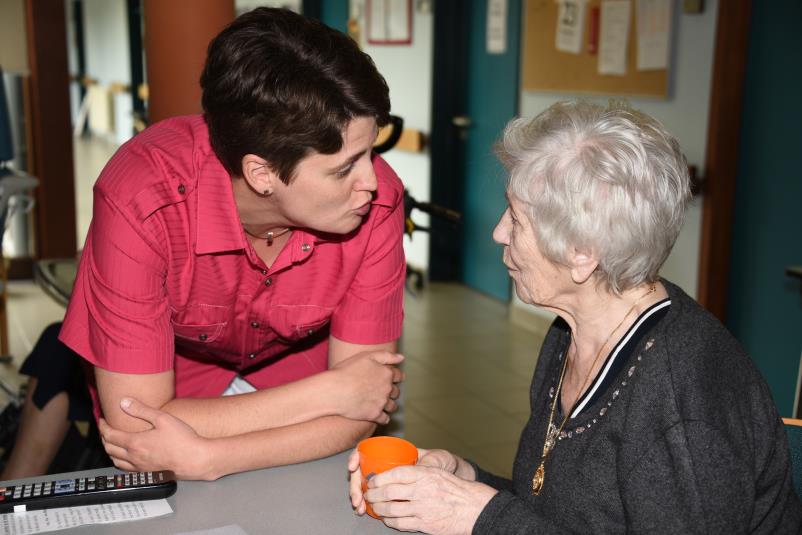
(200, 7, 390, 183)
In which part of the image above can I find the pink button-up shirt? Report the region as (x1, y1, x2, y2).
(60, 115, 405, 403)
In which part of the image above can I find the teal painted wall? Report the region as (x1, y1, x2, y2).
(726, 0, 802, 416)
(461, 0, 521, 302)
(320, 1, 348, 33)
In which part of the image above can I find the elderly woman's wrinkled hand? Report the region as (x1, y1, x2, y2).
(347, 448, 368, 515)
(364, 464, 497, 534)
(349, 447, 476, 517)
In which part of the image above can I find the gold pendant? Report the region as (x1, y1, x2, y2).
(532, 462, 545, 495)
(543, 423, 558, 456)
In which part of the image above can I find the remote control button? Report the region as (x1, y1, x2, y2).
(54, 480, 74, 495)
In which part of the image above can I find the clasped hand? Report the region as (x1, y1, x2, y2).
(330, 350, 404, 425)
(348, 448, 497, 534)
(99, 398, 213, 480)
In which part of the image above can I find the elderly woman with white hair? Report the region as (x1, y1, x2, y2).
(347, 101, 802, 533)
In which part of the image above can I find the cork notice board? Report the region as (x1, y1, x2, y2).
(523, 0, 669, 98)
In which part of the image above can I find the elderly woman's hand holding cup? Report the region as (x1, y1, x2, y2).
(348, 438, 497, 534)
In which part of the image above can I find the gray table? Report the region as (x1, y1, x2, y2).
(1, 452, 395, 534)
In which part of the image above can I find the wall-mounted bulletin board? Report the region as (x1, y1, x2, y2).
(523, 0, 670, 98)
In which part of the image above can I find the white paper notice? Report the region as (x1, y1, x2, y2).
(486, 0, 508, 54)
(636, 0, 672, 70)
(555, 0, 588, 54)
(598, 0, 631, 75)
(0, 499, 173, 535)
(368, 0, 411, 43)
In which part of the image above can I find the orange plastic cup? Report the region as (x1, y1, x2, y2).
(358, 436, 418, 519)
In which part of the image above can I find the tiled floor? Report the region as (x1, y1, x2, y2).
(1, 137, 550, 480)
(401, 284, 548, 477)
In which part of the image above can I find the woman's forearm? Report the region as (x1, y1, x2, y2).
(161, 370, 344, 438)
(199, 416, 375, 480)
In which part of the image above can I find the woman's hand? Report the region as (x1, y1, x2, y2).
(349, 447, 477, 518)
(330, 351, 404, 424)
(98, 397, 215, 480)
(348, 448, 369, 515)
(417, 448, 476, 480)
(364, 464, 497, 534)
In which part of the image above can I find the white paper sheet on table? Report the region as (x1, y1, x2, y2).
(0, 499, 173, 535)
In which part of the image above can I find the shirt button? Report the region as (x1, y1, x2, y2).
(301, 243, 311, 252)
(250, 321, 260, 328)
(307, 329, 314, 336)
(260, 269, 267, 275)
(264, 278, 272, 287)
(177, 184, 186, 194)
(198, 333, 208, 341)
(248, 353, 256, 359)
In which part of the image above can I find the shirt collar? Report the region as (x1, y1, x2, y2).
(195, 153, 248, 255)
(371, 154, 395, 208)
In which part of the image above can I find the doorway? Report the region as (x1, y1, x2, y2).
(429, 0, 521, 302)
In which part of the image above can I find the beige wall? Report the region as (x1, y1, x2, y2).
(0, 0, 28, 74)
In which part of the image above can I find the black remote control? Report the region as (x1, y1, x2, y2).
(0, 471, 177, 513)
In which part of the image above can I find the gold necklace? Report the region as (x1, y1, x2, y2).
(532, 283, 657, 496)
(243, 226, 291, 246)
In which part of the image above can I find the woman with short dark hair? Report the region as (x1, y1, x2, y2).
(59, 8, 406, 481)
(349, 101, 802, 533)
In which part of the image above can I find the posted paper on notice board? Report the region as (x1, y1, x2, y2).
(636, 0, 672, 70)
(555, 0, 588, 55)
(598, 0, 632, 75)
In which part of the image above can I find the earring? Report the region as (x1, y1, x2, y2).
(263, 189, 272, 196)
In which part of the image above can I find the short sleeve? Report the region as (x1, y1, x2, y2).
(329, 157, 405, 344)
(60, 189, 174, 374)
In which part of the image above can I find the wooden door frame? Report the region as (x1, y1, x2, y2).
(696, 1, 752, 321)
(24, 0, 77, 271)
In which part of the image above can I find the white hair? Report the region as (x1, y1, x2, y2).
(497, 100, 691, 294)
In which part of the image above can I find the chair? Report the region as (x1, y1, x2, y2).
(0, 65, 39, 360)
(783, 418, 802, 497)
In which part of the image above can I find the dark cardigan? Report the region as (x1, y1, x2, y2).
(473, 280, 802, 534)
